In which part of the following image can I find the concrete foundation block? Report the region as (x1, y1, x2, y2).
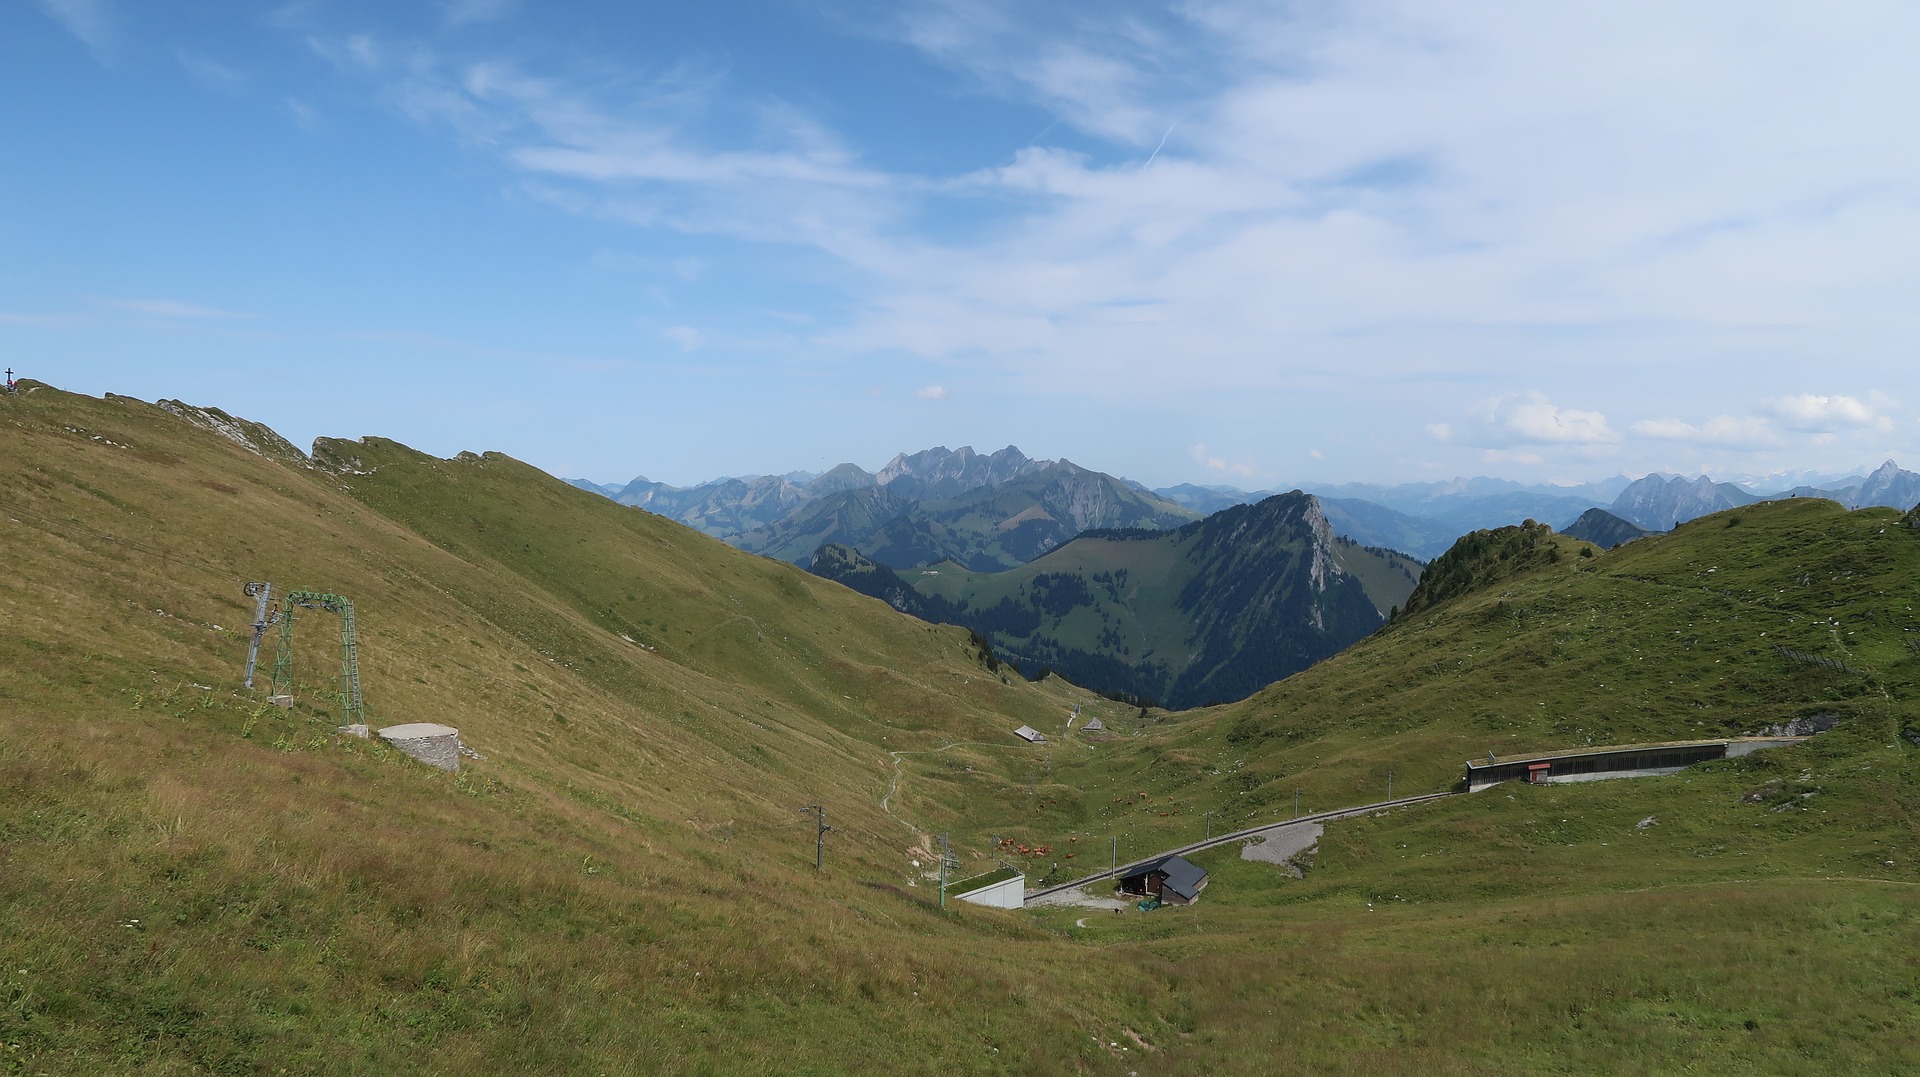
(377, 722, 462, 771)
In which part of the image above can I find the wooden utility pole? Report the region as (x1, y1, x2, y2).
(939, 833, 950, 908)
(799, 804, 832, 870)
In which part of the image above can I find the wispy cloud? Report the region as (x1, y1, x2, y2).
(1471, 392, 1617, 446)
(33, 0, 114, 56)
(1765, 393, 1896, 433)
(177, 51, 246, 93)
(93, 297, 254, 319)
(661, 325, 704, 352)
(884, 1, 1183, 145)
(318, 45, 905, 254)
(1631, 415, 1780, 448)
(0, 311, 87, 329)
(279, 3, 1920, 478)
(285, 97, 322, 132)
(1189, 441, 1256, 478)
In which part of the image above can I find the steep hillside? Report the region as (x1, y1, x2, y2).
(833, 493, 1422, 708)
(0, 383, 1156, 1073)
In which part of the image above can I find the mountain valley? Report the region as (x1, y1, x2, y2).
(5, 382, 1920, 1074)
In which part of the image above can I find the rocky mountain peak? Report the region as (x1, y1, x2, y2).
(875, 444, 1049, 500)
(1853, 459, 1920, 510)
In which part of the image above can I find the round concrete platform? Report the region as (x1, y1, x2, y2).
(378, 723, 462, 771)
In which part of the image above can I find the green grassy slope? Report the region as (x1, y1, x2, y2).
(984, 501, 1918, 853)
(6, 383, 1920, 1074)
(0, 385, 1156, 1074)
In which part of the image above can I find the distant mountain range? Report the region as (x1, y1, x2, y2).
(572, 450, 1920, 568)
(1163, 460, 1920, 546)
(734, 458, 1196, 571)
(1782, 460, 1920, 516)
(811, 492, 1422, 708)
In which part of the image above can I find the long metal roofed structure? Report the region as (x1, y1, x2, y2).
(1464, 737, 1808, 792)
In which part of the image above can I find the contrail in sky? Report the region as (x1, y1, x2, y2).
(1144, 121, 1179, 167)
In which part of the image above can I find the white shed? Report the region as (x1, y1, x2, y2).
(953, 868, 1027, 909)
(1013, 725, 1048, 744)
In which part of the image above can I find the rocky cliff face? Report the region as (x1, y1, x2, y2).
(1160, 493, 1399, 703)
(875, 445, 1049, 500)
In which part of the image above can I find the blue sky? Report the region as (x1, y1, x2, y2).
(5, 1, 1918, 489)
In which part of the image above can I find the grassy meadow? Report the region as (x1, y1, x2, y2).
(3, 382, 1918, 1073)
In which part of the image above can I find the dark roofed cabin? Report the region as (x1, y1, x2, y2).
(1117, 854, 1209, 905)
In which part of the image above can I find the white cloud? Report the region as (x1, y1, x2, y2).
(1631, 415, 1779, 448)
(815, 2, 1920, 406)
(326, 48, 903, 254)
(661, 325, 703, 352)
(915, 385, 949, 399)
(1189, 441, 1256, 477)
(1765, 393, 1896, 433)
(287, 4, 1920, 479)
(1472, 392, 1617, 445)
